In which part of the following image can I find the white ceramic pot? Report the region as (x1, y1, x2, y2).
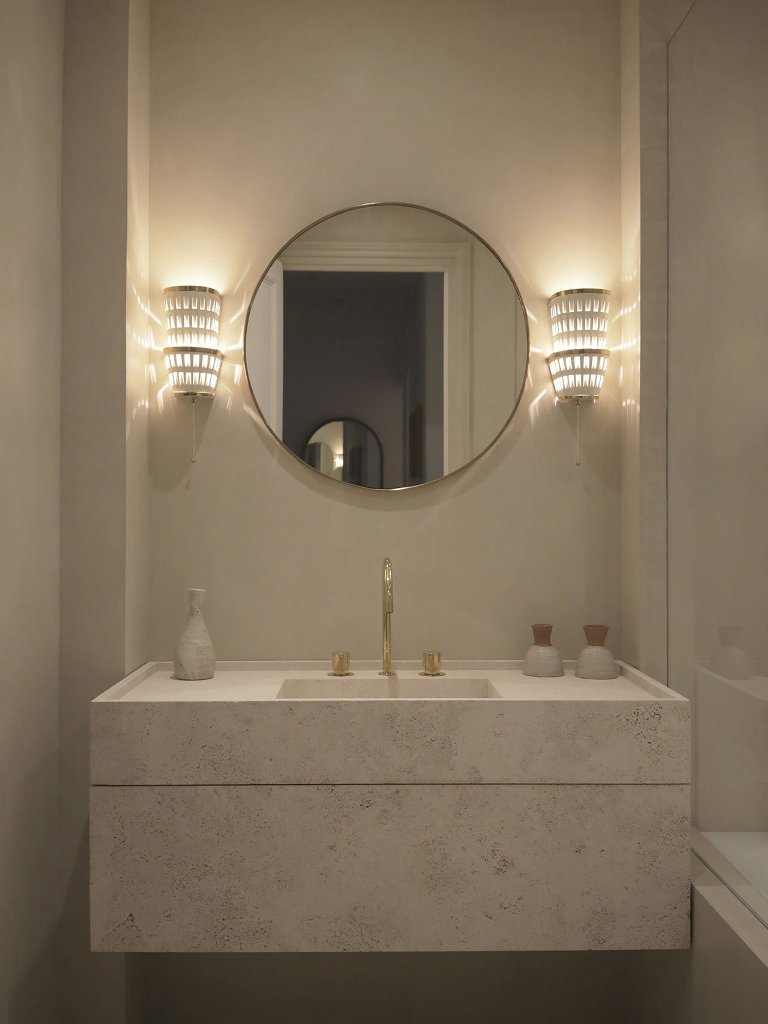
(575, 624, 618, 680)
(523, 624, 564, 677)
(174, 588, 216, 680)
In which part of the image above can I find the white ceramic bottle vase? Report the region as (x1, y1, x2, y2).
(523, 623, 564, 677)
(174, 588, 216, 680)
(711, 624, 752, 680)
(575, 624, 618, 679)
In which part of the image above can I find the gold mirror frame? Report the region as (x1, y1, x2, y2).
(243, 202, 530, 492)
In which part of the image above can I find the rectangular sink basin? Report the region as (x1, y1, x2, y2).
(276, 677, 499, 700)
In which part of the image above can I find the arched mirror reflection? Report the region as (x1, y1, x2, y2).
(305, 419, 383, 488)
(244, 203, 528, 490)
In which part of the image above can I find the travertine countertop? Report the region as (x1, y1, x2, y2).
(95, 659, 686, 703)
(91, 660, 689, 787)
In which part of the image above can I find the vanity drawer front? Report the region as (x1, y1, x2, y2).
(91, 782, 690, 953)
(91, 699, 689, 786)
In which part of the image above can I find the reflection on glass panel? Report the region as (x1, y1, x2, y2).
(668, 0, 768, 924)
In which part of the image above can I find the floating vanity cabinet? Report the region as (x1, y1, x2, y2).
(90, 662, 690, 952)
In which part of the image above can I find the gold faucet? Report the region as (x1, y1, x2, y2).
(379, 557, 394, 676)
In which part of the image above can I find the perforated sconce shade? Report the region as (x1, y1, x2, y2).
(163, 347, 224, 398)
(547, 348, 610, 401)
(163, 286, 223, 397)
(546, 288, 610, 402)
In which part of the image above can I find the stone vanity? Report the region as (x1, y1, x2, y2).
(90, 661, 690, 952)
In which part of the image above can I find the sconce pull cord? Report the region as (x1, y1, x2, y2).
(575, 399, 581, 467)
(191, 397, 197, 464)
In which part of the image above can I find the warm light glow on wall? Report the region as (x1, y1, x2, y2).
(163, 286, 224, 397)
(546, 288, 610, 402)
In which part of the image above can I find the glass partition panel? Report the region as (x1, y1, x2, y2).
(668, 0, 768, 923)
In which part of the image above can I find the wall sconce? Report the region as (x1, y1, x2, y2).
(163, 285, 224, 398)
(545, 288, 610, 467)
(163, 285, 223, 462)
(546, 288, 610, 402)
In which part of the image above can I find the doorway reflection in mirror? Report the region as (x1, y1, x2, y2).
(244, 204, 528, 490)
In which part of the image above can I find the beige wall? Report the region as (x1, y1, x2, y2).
(0, 3, 64, 1020)
(147, 0, 623, 667)
(126, 0, 152, 672)
(61, 1, 152, 1021)
(619, 0, 693, 682)
(619, 0, 642, 671)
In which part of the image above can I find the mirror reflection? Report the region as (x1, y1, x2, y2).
(305, 419, 383, 488)
(245, 204, 528, 490)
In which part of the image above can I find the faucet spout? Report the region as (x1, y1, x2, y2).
(380, 557, 394, 676)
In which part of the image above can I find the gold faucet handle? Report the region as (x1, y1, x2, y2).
(330, 651, 351, 676)
(421, 650, 443, 676)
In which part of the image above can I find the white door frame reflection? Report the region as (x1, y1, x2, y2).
(281, 239, 471, 471)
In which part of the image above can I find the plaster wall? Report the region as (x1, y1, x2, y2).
(619, 0, 693, 683)
(619, 0, 642, 672)
(0, 3, 64, 1020)
(126, 0, 152, 673)
(147, 0, 623, 668)
(60, 1, 151, 1021)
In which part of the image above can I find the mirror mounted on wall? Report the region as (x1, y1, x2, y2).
(244, 203, 529, 491)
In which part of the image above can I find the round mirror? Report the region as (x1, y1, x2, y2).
(244, 203, 528, 490)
